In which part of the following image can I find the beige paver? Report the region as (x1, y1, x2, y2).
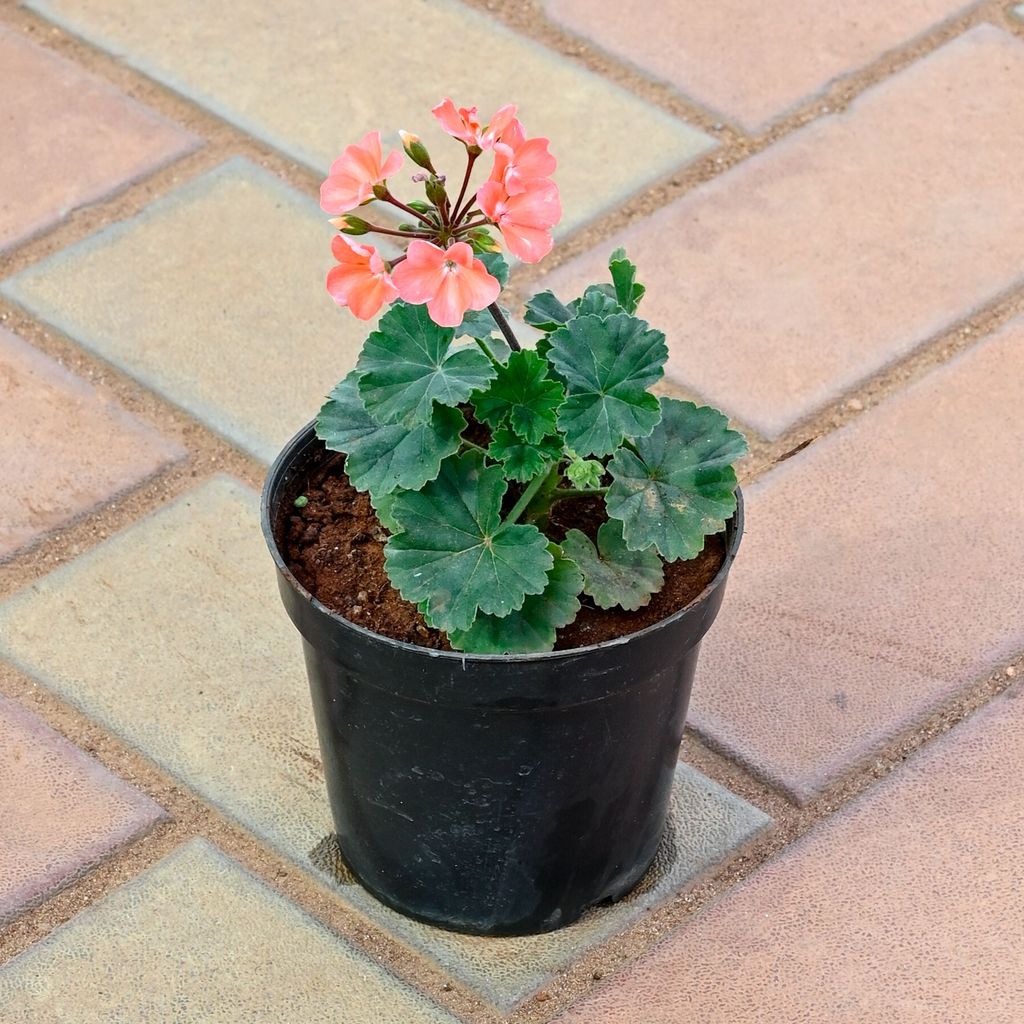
(0, 25, 197, 251)
(540, 26, 1024, 438)
(689, 314, 1024, 800)
(2, 160, 374, 462)
(0, 839, 458, 1022)
(0, 327, 184, 560)
(543, 0, 977, 131)
(0, 476, 768, 1009)
(0, 694, 164, 925)
(556, 687, 1024, 1023)
(25, 0, 713, 237)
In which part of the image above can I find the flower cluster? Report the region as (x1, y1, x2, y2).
(320, 100, 561, 328)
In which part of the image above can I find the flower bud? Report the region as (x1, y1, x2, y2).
(424, 174, 448, 207)
(371, 182, 390, 201)
(466, 228, 501, 254)
(328, 214, 371, 235)
(399, 130, 435, 171)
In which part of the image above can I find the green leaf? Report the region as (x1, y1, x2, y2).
(455, 305, 512, 349)
(370, 490, 403, 534)
(356, 302, 496, 425)
(316, 373, 465, 497)
(524, 290, 573, 332)
(472, 349, 565, 444)
(607, 398, 747, 560)
(571, 285, 620, 319)
(548, 312, 667, 456)
(488, 428, 563, 483)
(562, 521, 663, 611)
(608, 248, 645, 314)
(565, 452, 605, 490)
(384, 452, 553, 633)
(448, 545, 583, 653)
(478, 251, 510, 288)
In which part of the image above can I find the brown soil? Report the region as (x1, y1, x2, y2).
(282, 455, 726, 652)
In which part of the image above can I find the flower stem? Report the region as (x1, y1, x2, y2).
(473, 336, 504, 368)
(455, 217, 489, 233)
(505, 462, 558, 525)
(488, 303, 521, 353)
(460, 438, 489, 455)
(353, 224, 432, 239)
(381, 192, 433, 226)
(451, 151, 478, 225)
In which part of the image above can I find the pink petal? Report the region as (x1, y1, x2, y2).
(348, 274, 398, 320)
(428, 275, 470, 327)
(500, 222, 554, 263)
(476, 180, 507, 221)
(381, 149, 404, 179)
(507, 179, 561, 228)
(458, 259, 502, 309)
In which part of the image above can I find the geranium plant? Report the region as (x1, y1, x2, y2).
(314, 99, 747, 654)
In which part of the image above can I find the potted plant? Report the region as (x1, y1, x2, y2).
(261, 99, 746, 936)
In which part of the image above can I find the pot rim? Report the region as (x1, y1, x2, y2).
(261, 419, 744, 665)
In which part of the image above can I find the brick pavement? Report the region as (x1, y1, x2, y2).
(1, 3, 1022, 1021)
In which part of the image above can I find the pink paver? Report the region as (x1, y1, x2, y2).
(0, 327, 185, 559)
(688, 314, 1024, 801)
(0, 25, 197, 251)
(543, 0, 978, 131)
(540, 26, 1024, 439)
(556, 686, 1024, 1023)
(0, 694, 165, 923)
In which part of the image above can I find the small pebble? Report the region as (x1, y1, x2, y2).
(441, 982, 453, 992)
(846, 398, 864, 412)
(536, 991, 550, 1003)
(592, 970, 604, 981)
(1007, 665, 1018, 678)
(357, 590, 369, 603)
(351, 605, 362, 615)
(713, 122, 724, 130)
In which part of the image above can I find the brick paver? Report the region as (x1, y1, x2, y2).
(689, 315, 1024, 800)
(0, 26, 197, 251)
(315, 765, 770, 1010)
(541, 25, 1024, 438)
(543, 0, 976, 131)
(0, 327, 184, 560)
(25, 0, 713, 238)
(2, 160, 373, 462)
(0, 839, 458, 1022)
(0, 476, 768, 1009)
(556, 687, 1024, 1023)
(0, 694, 164, 925)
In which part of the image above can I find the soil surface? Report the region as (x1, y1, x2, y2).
(282, 455, 726, 652)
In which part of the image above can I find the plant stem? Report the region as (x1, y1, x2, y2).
(504, 464, 557, 525)
(455, 217, 489, 233)
(354, 224, 432, 239)
(488, 303, 522, 353)
(460, 438, 489, 455)
(552, 487, 609, 499)
(381, 192, 433, 226)
(451, 151, 478, 225)
(473, 336, 503, 368)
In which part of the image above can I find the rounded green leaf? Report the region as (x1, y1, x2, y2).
(384, 452, 553, 633)
(356, 301, 496, 426)
(488, 428, 563, 483)
(562, 520, 663, 610)
(606, 398, 747, 561)
(448, 545, 583, 653)
(316, 373, 465, 497)
(549, 313, 667, 457)
(472, 349, 565, 444)
(524, 290, 573, 332)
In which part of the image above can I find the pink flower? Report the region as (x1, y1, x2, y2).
(391, 240, 501, 327)
(431, 98, 518, 151)
(477, 177, 561, 264)
(488, 119, 556, 196)
(326, 235, 398, 320)
(320, 131, 403, 214)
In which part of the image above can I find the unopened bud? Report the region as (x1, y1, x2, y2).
(406, 199, 432, 214)
(399, 129, 435, 171)
(467, 228, 501, 254)
(328, 215, 371, 235)
(371, 182, 390, 201)
(424, 175, 448, 207)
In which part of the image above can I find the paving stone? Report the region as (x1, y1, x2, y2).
(0, 695, 164, 925)
(24, 0, 713, 238)
(0, 327, 184, 560)
(557, 687, 1024, 1023)
(2, 160, 374, 462)
(0, 838, 458, 1022)
(688, 315, 1024, 801)
(313, 763, 770, 1011)
(540, 26, 1024, 439)
(543, 0, 976, 131)
(0, 478, 769, 1009)
(0, 26, 197, 251)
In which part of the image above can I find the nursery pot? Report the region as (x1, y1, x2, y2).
(262, 421, 743, 936)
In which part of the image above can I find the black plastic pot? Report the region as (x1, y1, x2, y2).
(262, 422, 743, 936)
